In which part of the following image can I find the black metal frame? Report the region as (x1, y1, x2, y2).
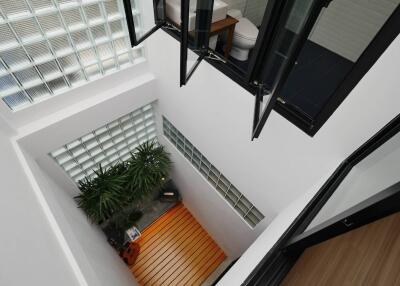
(180, 0, 214, 86)
(251, 0, 329, 139)
(254, 1, 399, 137)
(122, 0, 400, 138)
(122, 0, 166, 46)
(243, 113, 400, 285)
(286, 181, 400, 251)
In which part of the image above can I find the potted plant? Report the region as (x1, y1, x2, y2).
(74, 140, 171, 248)
(125, 141, 172, 195)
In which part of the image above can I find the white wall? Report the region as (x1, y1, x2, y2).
(221, 0, 268, 26)
(146, 28, 400, 266)
(309, 0, 398, 61)
(21, 148, 138, 286)
(155, 121, 271, 258)
(0, 129, 81, 286)
(308, 131, 400, 229)
(217, 167, 336, 285)
(1, 66, 157, 286)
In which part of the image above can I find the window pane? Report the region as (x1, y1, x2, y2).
(0, 0, 143, 110)
(279, 0, 399, 118)
(50, 104, 157, 183)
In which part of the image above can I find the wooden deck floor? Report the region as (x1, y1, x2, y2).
(131, 203, 226, 286)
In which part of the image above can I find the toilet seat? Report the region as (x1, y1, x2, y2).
(233, 18, 259, 42)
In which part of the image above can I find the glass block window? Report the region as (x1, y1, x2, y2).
(50, 104, 156, 183)
(163, 116, 265, 228)
(0, 0, 144, 111)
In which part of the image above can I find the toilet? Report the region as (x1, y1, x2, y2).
(227, 9, 259, 61)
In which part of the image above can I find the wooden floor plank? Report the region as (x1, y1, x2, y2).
(133, 212, 193, 273)
(282, 212, 400, 286)
(162, 238, 216, 286)
(171, 243, 224, 286)
(192, 252, 226, 286)
(138, 204, 183, 238)
(137, 220, 201, 282)
(136, 205, 187, 251)
(131, 203, 225, 286)
(142, 226, 206, 285)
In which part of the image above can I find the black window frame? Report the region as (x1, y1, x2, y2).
(242, 113, 400, 285)
(123, 0, 400, 137)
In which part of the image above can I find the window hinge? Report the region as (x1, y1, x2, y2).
(205, 50, 227, 63)
(252, 81, 271, 96)
(164, 22, 180, 32)
(277, 97, 286, 104)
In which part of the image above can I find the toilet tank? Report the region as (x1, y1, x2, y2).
(166, 0, 228, 31)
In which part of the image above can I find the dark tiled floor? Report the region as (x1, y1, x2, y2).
(135, 199, 177, 231)
(281, 40, 353, 118)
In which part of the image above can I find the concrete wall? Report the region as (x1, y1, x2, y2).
(0, 62, 157, 285)
(146, 27, 400, 271)
(21, 148, 138, 286)
(0, 129, 82, 286)
(216, 33, 400, 284)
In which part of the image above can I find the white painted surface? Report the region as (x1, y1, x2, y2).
(157, 131, 271, 258)
(21, 148, 138, 286)
(0, 61, 148, 132)
(146, 29, 400, 281)
(0, 5, 398, 284)
(308, 131, 400, 229)
(0, 130, 81, 286)
(217, 167, 336, 285)
(2, 68, 157, 286)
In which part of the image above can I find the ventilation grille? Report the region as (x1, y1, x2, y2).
(163, 116, 265, 228)
(0, 0, 143, 110)
(50, 104, 156, 182)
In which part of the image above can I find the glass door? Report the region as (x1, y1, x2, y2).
(180, 0, 215, 86)
(251, 0, 328, 139)
(122, 0, 166, 46)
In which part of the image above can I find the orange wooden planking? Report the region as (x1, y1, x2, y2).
(135, 217, 200, 280)
(136, 205, 187, 250)
(144, 227, 209, 285)
(131, 204, 226, 286)
(172, 243, 225, 286)
(133, 211, 193, 272)
(190, 252, 226, 286)
(160, 238, 217, 286)
(133, 206, 188, 264)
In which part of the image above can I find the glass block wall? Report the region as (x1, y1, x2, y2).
(163, 116, 265, 228)
(50, 104, 156, 182)
(0, 0, 143, 110)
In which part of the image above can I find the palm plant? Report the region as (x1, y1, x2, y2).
(125, 141, 172, 194)
(75, 164, 129, 224)
(74, 140, 171, 226)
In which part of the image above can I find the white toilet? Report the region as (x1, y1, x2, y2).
(227, 9, 259, 61)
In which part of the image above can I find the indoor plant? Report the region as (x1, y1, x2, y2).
(74, 140, 171, 227)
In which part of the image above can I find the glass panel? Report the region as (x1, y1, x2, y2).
(129, 0, 165, 44)
(307, 131, 400, 230)
(279, 0, 399, 118)
(180, 0, 214, 85)
(206, 0, 268, 73)
(0, 0, 135, 110)
(260, 0, 317, 90)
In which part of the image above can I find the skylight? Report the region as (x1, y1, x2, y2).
(0, 0, 144, 111)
